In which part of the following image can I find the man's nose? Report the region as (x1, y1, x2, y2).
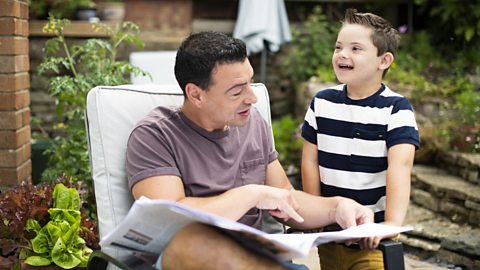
(245, 84, 258, 104)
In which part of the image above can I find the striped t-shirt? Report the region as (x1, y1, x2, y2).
(302, 84, 420, 223)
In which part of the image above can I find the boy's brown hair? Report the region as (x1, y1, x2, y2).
(343, 9, 400, 77)
(343, 8, 400, 57)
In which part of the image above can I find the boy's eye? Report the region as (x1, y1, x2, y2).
(353, 46, 361, 51)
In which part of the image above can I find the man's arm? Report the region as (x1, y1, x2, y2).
(265, 159, 373, 230)
(131, 174, 304, 223)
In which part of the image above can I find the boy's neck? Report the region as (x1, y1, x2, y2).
(345, 81, 383, 100)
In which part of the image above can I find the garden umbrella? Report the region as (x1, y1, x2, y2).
(233, 0, 292, 83)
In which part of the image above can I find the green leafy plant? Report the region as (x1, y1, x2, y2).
(272, 115, 304, 171)
(37, 17, 147, 189)
(282, 6, 338, 85)
(24, 183, 92, 268)
(0, 178, 98, 269)
(414, 0, 480, 70)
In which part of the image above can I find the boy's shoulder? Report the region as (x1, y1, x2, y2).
(380, 84, 405, 98)
(314, 83, 344, 97)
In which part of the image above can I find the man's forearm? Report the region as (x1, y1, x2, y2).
(283, 190, 339, 229)
(178, 184, 260, 222)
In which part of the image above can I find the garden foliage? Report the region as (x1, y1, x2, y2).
(24, 183, 91, 268)
(37, 17, 147, 187)
(0, 179, 98, 269)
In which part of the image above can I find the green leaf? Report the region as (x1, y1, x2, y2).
(51, 237, 81, 269)
(26, 218, 42, 234)
(31, 233, 50, 254)
(25, 255, 52, 266)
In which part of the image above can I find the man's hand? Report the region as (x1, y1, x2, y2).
(333, 198, 374, 229)
(253, 185, 304, 223)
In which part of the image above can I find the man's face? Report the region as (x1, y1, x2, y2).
(200, 58, 257, 131)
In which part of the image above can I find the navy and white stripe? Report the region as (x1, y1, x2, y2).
(302, 84, 419, 222)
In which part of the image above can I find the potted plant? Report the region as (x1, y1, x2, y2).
(96, 0, 125, 22)
(0, 179, 99, 269)
(37, 16, 147, 191)
(29, 0, 94, 20)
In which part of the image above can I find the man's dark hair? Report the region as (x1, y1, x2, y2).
(174, 31, 247, 94)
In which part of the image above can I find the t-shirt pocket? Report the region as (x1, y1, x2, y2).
(351, 128, 387, 170)
(240, 158, 266, 185)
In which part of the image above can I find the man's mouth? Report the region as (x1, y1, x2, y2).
(238, 108, 250, 116)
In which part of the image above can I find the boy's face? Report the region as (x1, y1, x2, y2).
(199, 58, 257, 131)
(332, 23, 386, 89)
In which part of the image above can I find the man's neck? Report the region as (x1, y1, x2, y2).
(181, 103, 227, 132)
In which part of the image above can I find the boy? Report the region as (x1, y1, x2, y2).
(301, 9, 420, 269)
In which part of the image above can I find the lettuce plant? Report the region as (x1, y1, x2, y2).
(24, 183, 92, 268)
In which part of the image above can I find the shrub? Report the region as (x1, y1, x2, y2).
(37, 17, 147, 190)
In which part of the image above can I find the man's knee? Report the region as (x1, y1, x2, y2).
(161, 223, 288, 270)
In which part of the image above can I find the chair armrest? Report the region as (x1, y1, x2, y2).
(87, 250, 157, 270)
(378, 240, 405, 270)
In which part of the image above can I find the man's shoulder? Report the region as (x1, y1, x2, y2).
(135, 106, 181, 128)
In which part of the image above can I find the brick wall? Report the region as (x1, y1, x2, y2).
(0, 0, 31, 189)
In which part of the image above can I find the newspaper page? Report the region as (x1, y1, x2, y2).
(100, 197, 412, 261)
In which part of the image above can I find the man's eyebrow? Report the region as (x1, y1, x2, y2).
(225, 81, 249, 93)
(225, 75, 254, 93)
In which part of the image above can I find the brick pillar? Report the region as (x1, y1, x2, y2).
(0, 0, 31, 189)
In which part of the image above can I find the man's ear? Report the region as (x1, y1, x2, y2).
(379, 52, 394, 71)
(185, 83, 203, 107)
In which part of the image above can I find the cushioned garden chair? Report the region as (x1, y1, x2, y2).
(84, 83, 405, 270)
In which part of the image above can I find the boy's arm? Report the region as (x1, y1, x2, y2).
(385, 143, 416, 226)
(301, 140, 321, 195)
(360, 143, 416, 250)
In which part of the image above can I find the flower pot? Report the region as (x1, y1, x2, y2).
(31, 139, 51, 185)
(76, 7, 98, 21)
(97, 2, 125, 22)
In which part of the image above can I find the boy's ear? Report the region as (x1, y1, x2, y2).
(379, 52, 394, 71)
(185, 83, 203, 107)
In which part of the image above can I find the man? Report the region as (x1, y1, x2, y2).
(126, 31, 373, 270)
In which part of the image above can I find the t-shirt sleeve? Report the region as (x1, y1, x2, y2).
(126, 124, 181, 190)
(301, 96, 318, 144)
(387, 98, 420, 150)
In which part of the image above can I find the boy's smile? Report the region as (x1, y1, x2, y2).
(332, 23, 388, 97)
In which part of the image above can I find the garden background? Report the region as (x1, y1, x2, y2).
(0, 0, 479, 269)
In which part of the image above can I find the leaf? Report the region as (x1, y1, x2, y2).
(31, 233, 50, 254)
(51, 237, 81, 269)
(24, 255, 52, 266)
(25, 218, 42, 234)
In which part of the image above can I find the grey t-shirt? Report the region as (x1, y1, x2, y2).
(126, 106, 278, 229)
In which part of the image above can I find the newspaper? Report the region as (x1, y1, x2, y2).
(100, 197, 412, 261)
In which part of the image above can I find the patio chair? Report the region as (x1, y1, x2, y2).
(84, 83, 405, 270)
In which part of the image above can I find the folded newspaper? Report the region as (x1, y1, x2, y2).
(100, 197, 412, 261)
